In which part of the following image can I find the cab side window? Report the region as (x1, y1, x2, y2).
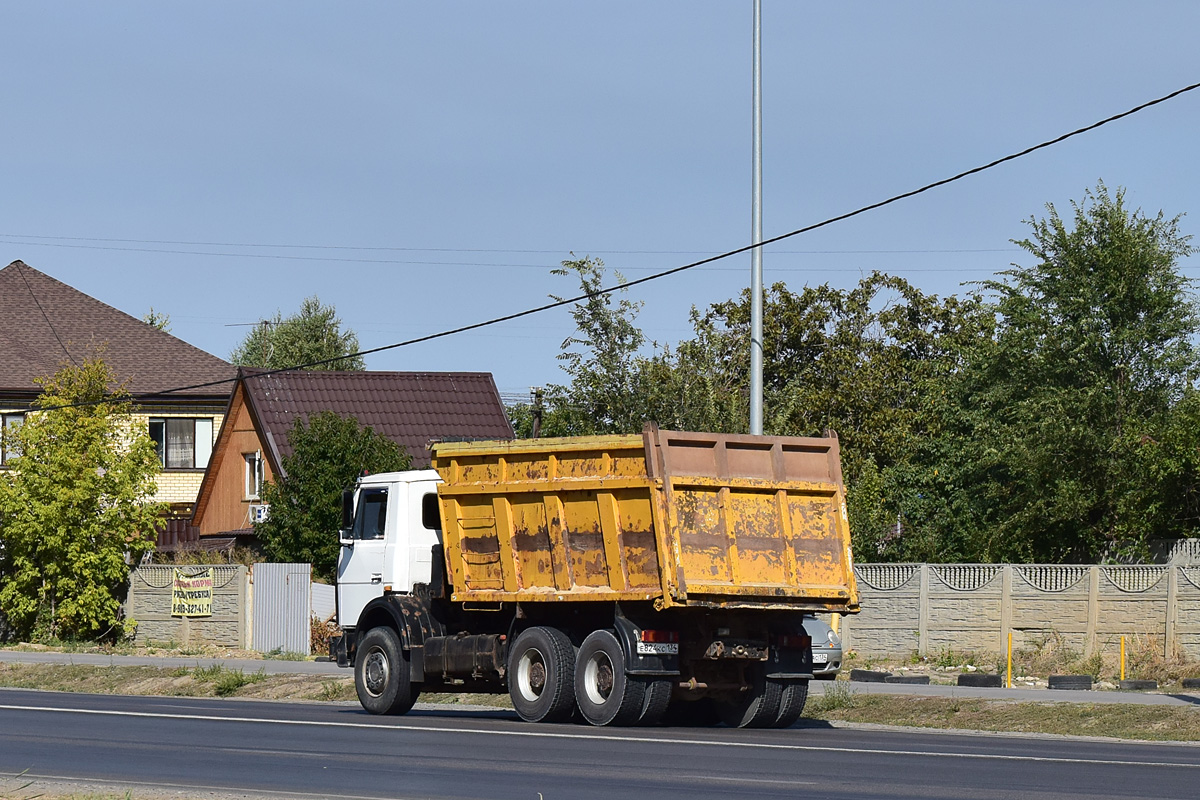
(354, 489, 388, 540)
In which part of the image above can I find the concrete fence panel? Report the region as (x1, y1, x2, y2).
(843, 563, 1200, 661)
(126, 565, 249, 648)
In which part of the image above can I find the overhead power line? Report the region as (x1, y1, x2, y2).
(33, 78, 1200, 411)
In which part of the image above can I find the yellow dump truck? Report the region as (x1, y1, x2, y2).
(331, 425, 858, 728)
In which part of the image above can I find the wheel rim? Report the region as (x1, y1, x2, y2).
(516, 646, 548, 702)
(363, 646, 390, 698)
(582, 650, 615, 706)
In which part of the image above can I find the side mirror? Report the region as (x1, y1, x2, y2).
(341, 488, 355, 530)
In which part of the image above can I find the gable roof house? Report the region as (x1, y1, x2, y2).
(0, 261, 236, 540)
(191, 368, 514, 543)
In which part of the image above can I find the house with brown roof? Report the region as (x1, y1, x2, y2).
(0, 260, 236, 523)
(191, 368, 514, 543)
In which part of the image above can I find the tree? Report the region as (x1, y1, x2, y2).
(142, 307, 171, 332)
(926, 183, 1198, 562)
(231, 296, 365, 371)
(0, 355, 164, 641)
(255, 411, 410, 581)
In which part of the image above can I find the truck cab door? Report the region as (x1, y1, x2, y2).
(336, 486, 391, 628)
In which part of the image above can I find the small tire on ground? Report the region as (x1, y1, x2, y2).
(508, 626, 577, 723)
(574, 629, 645, 726)
(885, 675, 930, 685)
(715, 666, 783, 729)
(1047, 674, 1093, 690)
(635, 678, 673, 726)
(957, 673, 1003, 688)
(771, 679, 809, 728)
(849, 669, 891, 683)
(1182, 677, 1200, 690)
(816, 673, 838, 680)
(1118, 679, 1158, 691)
(354, 627, 418, 716)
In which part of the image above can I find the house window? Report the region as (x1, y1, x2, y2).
(244, 452, 264, 499)
(1, 413, 24, 466)
(149, 417, 214, 469)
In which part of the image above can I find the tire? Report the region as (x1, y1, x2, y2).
(1047, 674, 1093, 691)
(957, 673, 1003, 688)
(771, 679, 809, 728)
(884, 675, 930, 685)
(355, 627, 418, 715)
(715, 665, 783, 729)
(1182, 677, 1200, 690)
(508, 626, 577, 723)
(1118, 679, 1157, 691)
(815, 673, 838, 681)
(849, 669, 891, 683)
(635, 678, 673, 726)
(574, 630, 646, 726)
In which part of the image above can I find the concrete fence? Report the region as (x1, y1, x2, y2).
(125, 563, 319, 653)
(842, 563, 1200, 660)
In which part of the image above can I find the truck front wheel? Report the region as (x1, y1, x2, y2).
(575, 630, 646, 726)
(355, 627, 418, 715)
(508, 626, 576, 723)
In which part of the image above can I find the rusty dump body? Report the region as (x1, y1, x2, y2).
(431, 426, 859, 614)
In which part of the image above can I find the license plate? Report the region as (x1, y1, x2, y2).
(812, 653, 829, 664)
(637, 642, 679, 656)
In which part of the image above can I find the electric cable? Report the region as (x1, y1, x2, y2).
(30, 78, 1200, 411)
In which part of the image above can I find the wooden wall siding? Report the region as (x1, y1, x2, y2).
(194, 391, 275, 536)
(841, 564, 1199, 661)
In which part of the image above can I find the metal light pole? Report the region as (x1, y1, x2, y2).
(749, 0, 764, 435)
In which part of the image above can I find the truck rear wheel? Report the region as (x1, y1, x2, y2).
(636, 678, 673, 726)
(355, 627, 418, 715)
(715, 665, 782, 728)
(575, 630, 646, 726)
(508, 626, 576, 723)
(771, 679, 809, 728)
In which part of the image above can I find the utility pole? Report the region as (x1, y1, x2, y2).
(749, 0, 765, 435)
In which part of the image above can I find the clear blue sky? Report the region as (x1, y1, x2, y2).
(3, 3, 1198, 400)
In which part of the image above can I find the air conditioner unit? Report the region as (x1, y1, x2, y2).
(249, 504, 269, 524)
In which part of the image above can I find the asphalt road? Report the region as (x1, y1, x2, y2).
(4, 649, 1200, 706)
(2, 688, 1199, 800)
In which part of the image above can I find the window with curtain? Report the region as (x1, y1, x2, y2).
(148, 417, 214, 470)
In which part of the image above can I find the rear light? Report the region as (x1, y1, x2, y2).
(774, 634, 812, 649)
(640, 629, 679, 644)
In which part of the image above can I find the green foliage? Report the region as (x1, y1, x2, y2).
(537, 184, 1200, 564)
(926, 183, 1198, 562)
(255, 411, 410, 581)
(0, 355, 164, 641)
(230, 295, 365, 371)
(142, 307, 171, 332)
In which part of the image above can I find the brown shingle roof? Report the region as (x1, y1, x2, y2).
(0, 261, 234, 399)
(242, 368, 514, 468)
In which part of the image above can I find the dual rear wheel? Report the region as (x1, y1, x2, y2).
(507, 626, 671, 726)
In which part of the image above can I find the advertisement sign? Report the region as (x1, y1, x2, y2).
(171, 568, 213, 617)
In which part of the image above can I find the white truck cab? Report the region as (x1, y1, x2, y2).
(336, 469, 443, 630)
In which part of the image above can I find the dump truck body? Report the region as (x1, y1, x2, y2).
(332, 427, 857, 728)
(434, 427, 858, 612)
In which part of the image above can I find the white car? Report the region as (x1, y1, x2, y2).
(803, 615, 843, 679)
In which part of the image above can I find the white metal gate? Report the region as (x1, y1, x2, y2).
(252, 563, 312, 655)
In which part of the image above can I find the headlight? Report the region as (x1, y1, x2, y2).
(827, 629, 842, 648)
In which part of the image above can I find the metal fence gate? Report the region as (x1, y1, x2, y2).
(252, 563, 312, 655)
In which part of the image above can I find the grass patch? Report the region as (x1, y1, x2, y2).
(0, 663, 354, 702)
(805, 693, 1200, 741)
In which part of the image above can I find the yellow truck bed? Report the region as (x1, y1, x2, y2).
(431, 426, 858, 612)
